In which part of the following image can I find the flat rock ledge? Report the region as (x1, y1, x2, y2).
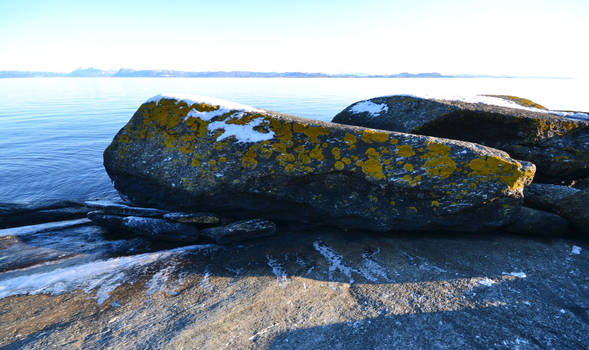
(103, 95, 536, 233)
(85, 201, 276, 244)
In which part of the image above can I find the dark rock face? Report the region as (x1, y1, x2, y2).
(88, 211, 199, 243)
(332, 95, 589, 184)
(201, 219, 277, 244)
(103, 96, 535, 233)
(504, 207, 569, 236)
(0, 200, 90, 229)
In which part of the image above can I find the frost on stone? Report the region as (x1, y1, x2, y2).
(477, 278, 496, 286)
(266, 255, 289, 288)
(0, 244, 218, 304)
(350, 100, 389, 117)
(502, 271, 527, 278)
(145, 264, 177, 296)
(313, 241, 355, 284)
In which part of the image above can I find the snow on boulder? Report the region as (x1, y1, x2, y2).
(103, 95, 535, 232)
(332, 95, 589, 185)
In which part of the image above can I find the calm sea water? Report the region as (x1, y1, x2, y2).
(1, 77, 588, 203)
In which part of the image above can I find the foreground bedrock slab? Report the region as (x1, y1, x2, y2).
(0, 229, 587, 349)
(104, 95, 535, 232)
(332, 95, 589, 184)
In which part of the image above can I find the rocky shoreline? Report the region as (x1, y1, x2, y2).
(1, 93, 587, 349)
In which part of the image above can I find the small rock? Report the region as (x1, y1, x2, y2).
(504, 207, 569, 236)
(163, 212, 220, 225)
(524, 183, 580, 211)
(87, 211, 125, 230)
(0, 218, 92, 237)
(553, 190, 589, 235)
(122, 216, 199, 243)
(84, 200, 168, 218)
(88, 211, 199, 243)
(201, 219, 276, 244)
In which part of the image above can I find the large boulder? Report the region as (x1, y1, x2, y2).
(332, 95, 589, 184)
(104, 95, 535, 232)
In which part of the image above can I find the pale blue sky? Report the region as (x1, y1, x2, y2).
(1, 0, 587, 77)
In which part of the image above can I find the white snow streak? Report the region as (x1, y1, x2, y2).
(502, 271, 527, 278)
(313, 241, 355, 284)
(145, 264, 177, 296)
(477, 278, 496, 286)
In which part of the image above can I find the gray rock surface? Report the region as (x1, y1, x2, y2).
(332, 95, 589, 184)
(504, 206, 569, 236)
(0, 200, 90, 228)
(524, 183, 580, 211)
(554, 190, 589, 235)
(523, 184, 588, 236)
(0, 228, 587, 349)
(103, 96, 535, 233)
(201, 219, 276, 244)
(85, 200, 168, 218)
(88, 211, 199, 243)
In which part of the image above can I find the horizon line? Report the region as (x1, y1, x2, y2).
(0, 67, 573, 80)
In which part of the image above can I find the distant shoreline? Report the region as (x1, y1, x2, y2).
(0, 68, 570, 80)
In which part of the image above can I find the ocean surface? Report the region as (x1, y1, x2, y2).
(1, 77, 588, 203)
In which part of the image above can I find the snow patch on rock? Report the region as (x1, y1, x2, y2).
(350, 100, 389, 117)
(208, 117, 275, 143)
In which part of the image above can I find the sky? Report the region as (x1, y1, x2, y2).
(1, 0, 588, 78)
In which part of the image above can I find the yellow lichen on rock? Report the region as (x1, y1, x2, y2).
(293, 122, 329, 143)
(361, 130, 389, 143)
(331, 147, 341, 160)
(309, 145, 324, 161)
(241, 146, 258, 169)
(344, 133, 357, 149)
(420, 142, 456, 179)
(468, 156, 533, 193)
(396, 145, 416, 157)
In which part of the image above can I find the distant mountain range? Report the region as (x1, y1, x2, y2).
(0, 68, 564, 79)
